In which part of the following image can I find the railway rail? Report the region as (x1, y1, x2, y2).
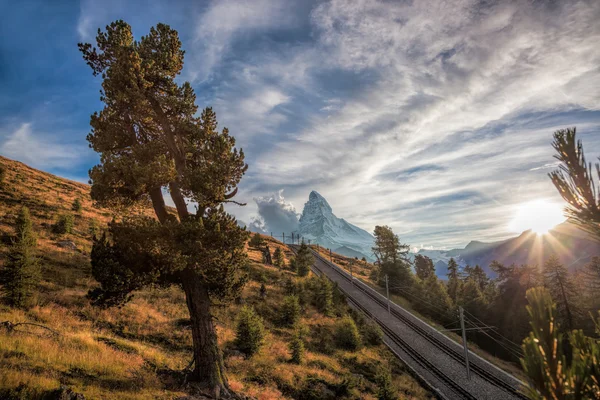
(289, 244, 528, 400)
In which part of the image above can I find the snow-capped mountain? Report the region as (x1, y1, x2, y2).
(298, 191, 374, 260)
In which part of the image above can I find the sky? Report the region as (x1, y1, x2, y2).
(1, 0, 599, 249)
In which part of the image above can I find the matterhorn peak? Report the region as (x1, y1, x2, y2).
(298, 191, 374, 260)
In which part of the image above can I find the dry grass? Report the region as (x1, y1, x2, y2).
(0, 157, 432, 399)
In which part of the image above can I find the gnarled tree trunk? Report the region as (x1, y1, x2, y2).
(150, 187, 232, 398)
(181, 269, 231, 398)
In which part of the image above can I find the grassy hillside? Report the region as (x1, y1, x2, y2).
(0, 156, 431, 400)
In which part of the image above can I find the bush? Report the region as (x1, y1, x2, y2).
(72, 198, 82, 212)
(249, 232, 265, 248)
(335, 316, 361, 351)
(289, 331, 305, 364)
(53, 213, 74, 234)
(89, 220, 100, 238)
(235, 306, 265, 356)
(376, 368, 397, 400)
(361, 320, 383, 346)
(0, 164, 5, 185)
(296, 243, 313, 277)
(314, 275, 333, 316)
(289, 257, 298, 273)
(280, 295, 302, 327)
(274, 247, 285, 269)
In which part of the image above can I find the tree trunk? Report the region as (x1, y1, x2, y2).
(181, 269, 231, 398)
(149, 187, 232, 398)
(149, 186, 169, 224)
(169, 181, 189, 219)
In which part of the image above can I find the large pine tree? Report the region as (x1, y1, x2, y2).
(446, 257, 460, 304)
(79, 21, 248, 397)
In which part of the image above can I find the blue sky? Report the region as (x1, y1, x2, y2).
(1, 0, 599, 249)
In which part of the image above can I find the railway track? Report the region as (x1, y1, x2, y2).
(289, 245, 527, 399)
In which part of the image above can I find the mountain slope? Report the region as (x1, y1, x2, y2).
(0, 157, 430, 399)
(298, 191, 374, 260)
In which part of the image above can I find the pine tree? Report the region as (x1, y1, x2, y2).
(414, 254, 435, 280)
(521, 287, 600, 399)
(549, 127, 600, 239)
(296, 242, 313, 277)
(372, 225, 409, 264)
(446, 258, 460, 304)
(315, 274, 333, 316)
(0, 163, 6, 185)
(280, 295, 301, 326)
(235, 306, 265, 357)
(375, 368, 397, 400)
(543, 255, 578, 331)
(460, 278, 487, 319)
(259, 283, 266, 299)
(249, 232, 265, 248)
(79, 21, 249, 395)
(273, 247, 285, 269)
(289, 330, 305, 364)
(0, 207, 39, 308)
(72, 198, 82, 212)
(53, 213, 74, 235)
(335, 316, 361, 351)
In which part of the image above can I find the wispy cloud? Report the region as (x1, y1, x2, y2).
(0, 123, 85, 169)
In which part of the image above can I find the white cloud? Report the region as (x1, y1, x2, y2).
(0, 123, 84, 169)
(232, 0, 600, 248)
(249, 190, 300, 234)
(189, 0, 298, 82)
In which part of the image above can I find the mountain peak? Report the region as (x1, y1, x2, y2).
(306, 190, 332, 213)
(299, 191, 374, 260)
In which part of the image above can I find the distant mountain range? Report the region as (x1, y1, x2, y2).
(297, 191, 375, 260)
(410, 222, 600, 278)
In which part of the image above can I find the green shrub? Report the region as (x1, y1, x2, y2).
(289, 257, 298, 273)
(53, 213, 74, 234)
(376, 368, 397, 400)
(235, 306, 265, 356)
(361, 320, 383, 346)
(249, 232, 265, 248)
(89, 220, 100, 237)
(274, 247, 285, 269)
(0, 164, 6, 185)
(289, 331, 305, 364)
(280, 295, 301, 327)
(314, 275, 333, 316)
(335, 316, 361, 351)
(72, 198, 82, 212)
(0, 207, 39, 308)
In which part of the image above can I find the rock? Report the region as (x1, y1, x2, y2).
(56, 240, 77, 251)
(48, 386, 85, 400)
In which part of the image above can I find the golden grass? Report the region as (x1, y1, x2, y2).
(0, 156, 433, 399)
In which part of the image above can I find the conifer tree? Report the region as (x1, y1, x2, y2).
(446, 258, 460, 304)
(289, 330, 305, 364)
(375, 368, 397, 400)
(521, 287, 600, 399)
(235, 306, 265, 357)
(280, 295, 301, 326)
(295, 242, 313, 277)
(273, 247, 285, 269)
(72, 198, 82, 212)
(315, 274, 333, 316)
(460, 278, 487, 319)
(249, 232, 264, 248)
(543, 255, 578, 331)
(0, 207, 39, 308)
(414, 254, 435, 280)
(79, 21, 248, 396)
(549, 127, 600, 239)
(372, 225, 409, 264)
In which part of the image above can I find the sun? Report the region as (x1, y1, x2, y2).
(509, 200, 566, 235)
